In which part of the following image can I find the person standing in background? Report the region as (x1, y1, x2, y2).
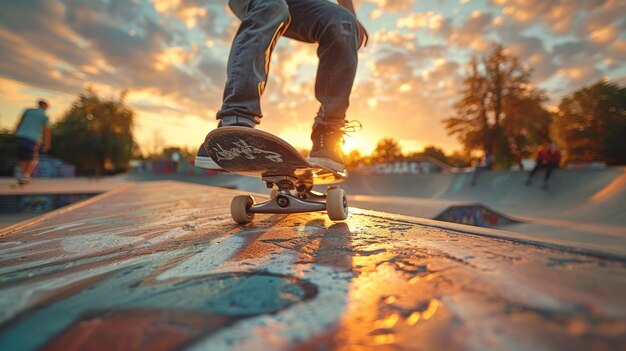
(470, 151, 493, 186)
(14, 99, 51, 184)
(525, 141, 561, 188)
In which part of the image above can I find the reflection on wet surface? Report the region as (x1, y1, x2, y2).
(0, 182, 625, 350)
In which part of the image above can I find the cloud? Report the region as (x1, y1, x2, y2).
(0, 0, 624, 154)
(491, 0, 587, 34)
(151, 0, 235, 40)
(196, 54, 226, 88)
(446, 12, 494, 51)
(370, 50, 414, 81)
(372, 29, 417, 50)
(491, 0, 626, 43)
(0, 30, 79, 93)
(505, 36, 558, 82)
(365, 0, 414, 19)
(397, 12, 448, 31)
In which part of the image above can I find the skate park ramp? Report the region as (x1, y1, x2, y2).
(341, 196, 519, 228)
(1, 181, 625, 350)
(128, 168, 626, 257)
(341, 168, 626, 257)
(434, 203, 518, 227)
(342, 168, 626, 224)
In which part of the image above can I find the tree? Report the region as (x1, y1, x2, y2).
(444, 57, 489, 157)
(503, 94, 552, 168)
(0, 128, 16, 160)
(554, 80, 626, 164)
(51, 88, 136, 175)
(371, 138, 402, 163)
(446, 151, 472, 168)
(444, 45, 551, 168)
(0, 128, 17, 176)
(420, 145, 448, 164)
(345, 149, 363, 167)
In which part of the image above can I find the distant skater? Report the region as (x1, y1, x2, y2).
(470, 151, 493, 186)
(525, 141, 560, 188)
(14, 100, 51, 184)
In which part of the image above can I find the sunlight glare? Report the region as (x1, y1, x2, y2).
(342, 135, 373, 154)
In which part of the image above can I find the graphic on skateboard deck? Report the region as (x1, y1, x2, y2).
(204, 127, 349, 223)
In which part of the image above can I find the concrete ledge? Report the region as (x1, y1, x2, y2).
(0, 176, 128, 196)
(0, 181, 625, 350)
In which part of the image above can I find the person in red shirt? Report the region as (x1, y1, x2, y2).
(525, 141, 561, 188)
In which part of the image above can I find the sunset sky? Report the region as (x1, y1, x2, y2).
(0, 0, 624, 155)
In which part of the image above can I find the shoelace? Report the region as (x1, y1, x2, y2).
(338, 119, 362, 146)
(342, 119, 362, 134)
(316, 120, 362, 148)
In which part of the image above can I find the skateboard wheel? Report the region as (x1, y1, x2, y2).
(326, 188, 348, 221)
(231, 195, 255, 224)
(276, 195, 290, 208)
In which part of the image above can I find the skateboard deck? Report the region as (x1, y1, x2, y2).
(204, 127, 349, 223)
(204, 126, 346, 184)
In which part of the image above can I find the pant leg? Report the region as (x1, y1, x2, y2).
(283, 0, 359, 128)
(217, 0, 291, 127)
(544, 164, 554, 181)
(471, 167, 480, 184)
(528, 164, 541, 178)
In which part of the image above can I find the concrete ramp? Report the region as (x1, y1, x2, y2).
(342, 168, 626, 225)
(1, 181, 625, 350)
(348, 195, 518, 228)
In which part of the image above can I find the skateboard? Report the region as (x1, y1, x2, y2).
(9, 178, 29, 189)
(204, 126, 349, 224)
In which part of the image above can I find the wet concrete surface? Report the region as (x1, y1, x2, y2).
(0, 181, 625, 350)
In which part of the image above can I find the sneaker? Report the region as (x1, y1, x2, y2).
(308, 121, 360, 172)
(18, 177, 31, 185)
(195, 119, 256, 170)
(194, 143, 223, 170)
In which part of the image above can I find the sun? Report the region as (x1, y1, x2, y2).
(342, 135, 374, 155)
(273, 124, 376, 156)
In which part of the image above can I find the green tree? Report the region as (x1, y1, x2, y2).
(554, 80, 626, 164)
(51, 88, 136, 175)
(0, 128, 16, 160)
(371, 138, 402, 163)
(444, 45, 551, 168)
(0, 128, 17, 176)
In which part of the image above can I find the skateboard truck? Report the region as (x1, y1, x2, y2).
(230, 175, 348, 224)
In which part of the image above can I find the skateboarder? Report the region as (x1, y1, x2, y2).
(470, 151, 493, 186)
(14, 99, 51, 184)
(196, 0, 368, 172)
(525, 141, 561, 188)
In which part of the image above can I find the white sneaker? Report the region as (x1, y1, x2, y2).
(194, 143, 223, 170)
